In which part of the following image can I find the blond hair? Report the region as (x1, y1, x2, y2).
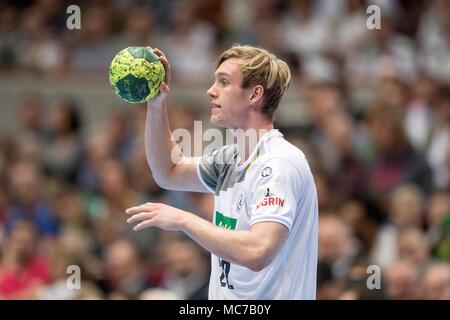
(216, 44, 292, 120)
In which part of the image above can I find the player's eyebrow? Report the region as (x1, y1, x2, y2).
(215, 72, 230, 78)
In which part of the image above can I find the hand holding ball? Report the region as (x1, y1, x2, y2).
(109, 46, 165, 103)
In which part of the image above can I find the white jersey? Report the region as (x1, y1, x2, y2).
(196, 129, 318, 300)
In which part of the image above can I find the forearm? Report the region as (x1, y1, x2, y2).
(179, 212, 264, 271)
(126, 203, 286, 270)
(145, 102, 183, 184)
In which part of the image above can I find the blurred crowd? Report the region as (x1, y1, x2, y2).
(0, 0, 449, 300)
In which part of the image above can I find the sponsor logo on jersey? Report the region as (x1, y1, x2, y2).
(261, 166, 272, 177)
(215, 211, 237, 230)
(256, 188, 285, 209)
(264, 188, 274, 197)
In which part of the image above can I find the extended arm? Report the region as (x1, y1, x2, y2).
(126, 202, 288, 272)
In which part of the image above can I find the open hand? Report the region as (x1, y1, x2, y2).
(126, 202, 185, 232)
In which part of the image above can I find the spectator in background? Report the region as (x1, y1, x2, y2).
(16, 92, 46, 144)
(313, 170, 337, 211)
(422, 263, 450, 300)
(119, 5, 157, 47)
(77, 130, 114, 193)
(426, 191, 450, 258)
(365, 103, 433, 200)
(68, 5, 120, 72)
(417, 0, 450, 84)
(161, 0, 217, 83)
(338, 200, 378, 257)
(318, 214, 361, 278)
(304, 81, 344, 130)
(430, 213, 450, 262)
(0, 5, 20, 70)
(241, 0, 285, 54)
(336, 0, 370, 57)
(102, 109, 136, 164)
(128, 134, 165, 201)
(370, 184, 425, 268)
(16, 6, 64, 74)
(101, 239, 153, 299)
(42, 97, 84, 183)
(404, 75, 436, 153)
(344, 11, 416, 89)
(36, 228, 103, 299)
(339, 261, 387, 300)
(281, 0, 332, 60)
(5, 161, 59, 237)
(397, 227, 430, 268)
(426, 86, 450, 189)
(304, 82, 367, 200)
(376, 75, 410, 111)
(0, 221, 51, 299)
(87, 158, 157, 255)
(52, 186, 90, 235)
(316, 260, 343, 300)
(156, 237, 210, 300)
(318, 112, 366, 200)
(384, 260, 422, 300)
(15, 92, 46, 165)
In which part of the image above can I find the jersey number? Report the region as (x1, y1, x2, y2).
(219, 259, 234, 289)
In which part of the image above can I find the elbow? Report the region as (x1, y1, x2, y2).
(151, 173, 172, 190)
(247, 261, 265, 273)
(154, 178, 177, 191)
(247, 259, 268, 272)
(246, 251, 271, 272)
(146, 161, 178, 191)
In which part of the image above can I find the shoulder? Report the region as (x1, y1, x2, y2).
(204, 144, 238, 166)
(254, 141, 311, 179)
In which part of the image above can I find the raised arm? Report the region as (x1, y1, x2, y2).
(145, 48, 208, 193)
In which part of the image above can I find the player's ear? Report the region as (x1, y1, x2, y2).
(249, 85, 264, 105)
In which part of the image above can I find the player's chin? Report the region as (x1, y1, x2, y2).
(210, 115, 225, 127)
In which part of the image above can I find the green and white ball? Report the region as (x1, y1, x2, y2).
(109, 46, 165, 103)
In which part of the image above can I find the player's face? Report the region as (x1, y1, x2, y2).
(207, 58, 252, 129)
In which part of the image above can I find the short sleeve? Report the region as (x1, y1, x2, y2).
(196, 145, 237, 194)
(196, 151, 219, 193)
(248, 158, 302, 231)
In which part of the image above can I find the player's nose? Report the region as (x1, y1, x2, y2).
(207, 84, 217, 98)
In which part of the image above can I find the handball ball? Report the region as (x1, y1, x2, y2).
(109, 46, 165, 103)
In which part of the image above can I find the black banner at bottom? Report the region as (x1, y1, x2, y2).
(0, 300, 449, 319)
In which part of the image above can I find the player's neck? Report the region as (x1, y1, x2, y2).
(232, 122, 274, 166)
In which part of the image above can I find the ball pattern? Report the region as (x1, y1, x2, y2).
(109, 47, 165, 103)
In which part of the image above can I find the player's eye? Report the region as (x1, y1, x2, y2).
(220, 79, 228, 86)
